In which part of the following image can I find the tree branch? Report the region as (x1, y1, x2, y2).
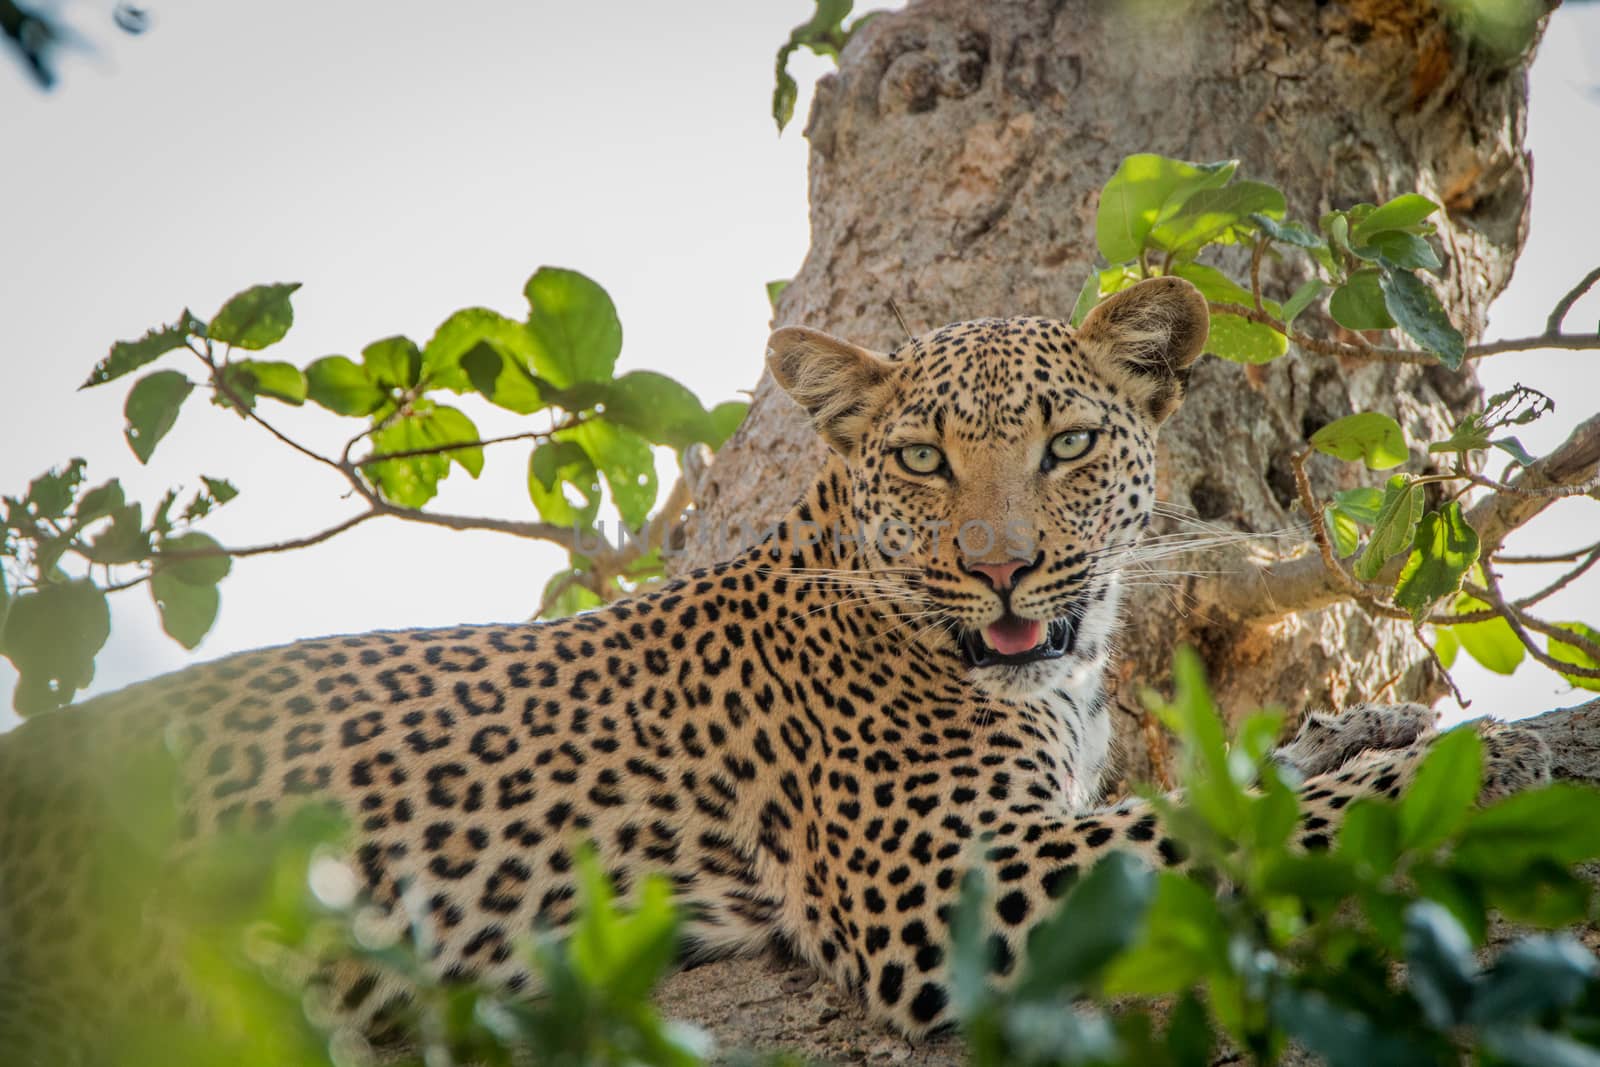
(1546, 265, 1600, 336)
(1214, 412, 1600, 623)
(1208, 301, 1600, 366)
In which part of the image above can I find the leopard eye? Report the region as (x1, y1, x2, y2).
(897, 444, 945, 475)
(1046, 429, 1097, 468)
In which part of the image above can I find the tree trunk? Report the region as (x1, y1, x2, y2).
(677, 0, 1544, 786)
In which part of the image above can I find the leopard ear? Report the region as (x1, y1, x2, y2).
(767, 326, 896, 454)
(1076, 276, 1210, 423)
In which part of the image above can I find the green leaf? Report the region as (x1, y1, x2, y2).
(181, 476, 237, 523)
(1433, 624, 1460, 668)
(201, 476, 239, 505)
(1393, 502, 1480, 621)
(1103, 872, 1227, 995)
(1482, 1026, 1600, 1067)
(1403, 900, 1476, 1029)
(1146, 648, 1242, 834)
(156, 531, 232, 585)
(21, 458, 88, 520)
(1380, 268, 1466, 368)
(81, 311, 202, 388)
(1328, 269, 1397, 331)
(529, 440, 601, 528)
(230, 360, 307, 405)
(1428, 415, 1492, 456)
(422, 307, 535, 393)
(539, 570, 605, 620)
(570, 421, 658, 529)
(1309, 412, 1408, 470)
(207, 283, 301, 350)
(426, 405, 484, 478)
(1455, 784, 1600, 872)
(85, 503, 148, 564)
(362, 403, 481, 507)
(1350, 193, 1439, 243)
(1251, 213, 1324, 249)
(597, 372, 746, 451)
(1070, 271, 1099, 328)
(1357, 230, 1441, 271)
(1492, 436, 1536, 467)
(1095, 155, 1237, 263)
(1449, 594, 1525, 674)
(1332, 486, 1385, 525)
(707, 401, 749, 448)
(766, 279, 789, 311)
(1205, 313, 1288, 364)
(1282, 279, 1326, 327)
(525, 268, 623, 388)
(1148, 180, 1287, 254)
(1325, 505, 1360, 558)
(1338, 799, 1401, 878)
(1321, 210, 1353, 253)
(305, 356, 385, 416)
(1548, 622, 1600, 692)
(950, 870, 993, 1019)
(74, 481, 125, 525)
(1018, 851, 1154, 995)
(1483, 861, 1595, 929)
(3, 579, 111, 715)
(1353, 476, 1420, 577)
(1258, 852, 1363, 908)
(1470, 935, 1599, 1025)
(124, 370, 195, 464)
(1272, 987, 1434, 1067)
(150, 569, 220, 649)
(1171, 263, 1282, 316)
(1398, 727, 1482, 852)
(460, 342, 545, 415)
(772, 0, 859, 132)
(1410, 861, 1487, 942)
(361, 336, 423, 390)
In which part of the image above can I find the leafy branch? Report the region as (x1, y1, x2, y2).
(1213, 409, 1600, 700)
(0, 268, 747, 715)
(1078, 153, 1600, 702)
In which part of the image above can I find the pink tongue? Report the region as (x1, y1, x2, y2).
(985, 617, 1043, 656)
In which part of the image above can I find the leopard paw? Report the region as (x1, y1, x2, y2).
(1474, 719, 1553, 804)
(1274, 702, 1437, 780)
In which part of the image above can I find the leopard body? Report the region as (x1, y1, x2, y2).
(0, 278, 1551, 1056)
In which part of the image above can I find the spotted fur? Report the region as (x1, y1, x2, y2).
(0, 279, 1551, 1053)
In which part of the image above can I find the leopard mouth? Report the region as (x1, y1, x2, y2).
(959, 614, 1075, 668)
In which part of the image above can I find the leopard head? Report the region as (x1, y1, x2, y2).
(767, 277, 1209, 698)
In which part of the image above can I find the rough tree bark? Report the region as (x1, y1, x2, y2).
(676, 0, 1545, 789)
(653, 0, 1568, 1055)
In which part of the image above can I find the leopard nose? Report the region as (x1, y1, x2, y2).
(961, 556, 1037, 591)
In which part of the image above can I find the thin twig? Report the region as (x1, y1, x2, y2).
(1474, 571, 1600, 680)
(1460, 470, 1600, 499)
(1513, 547, 1600, 610)
(192, 342, 352, 482)
(1496, 540, 1600, 565)
(359, 430, 546, 468)
(1413, 623, 1469, 707)
(1546, 265, 1600, 336)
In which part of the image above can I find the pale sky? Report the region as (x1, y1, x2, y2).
(2, 2, 1598, 730)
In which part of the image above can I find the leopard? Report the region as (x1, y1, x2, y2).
(0, 276, 1552, 1059)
